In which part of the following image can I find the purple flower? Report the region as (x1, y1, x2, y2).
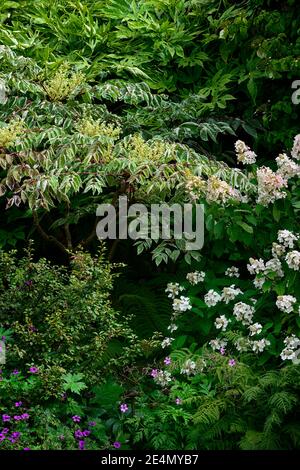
(228, 359, 236, 367)
(21, 413, 29, 420)
(28, 366, 38, 374)
(72, 415, 81, 423)
(2, 428, 9, 434)
(23, 448, 30, 451)
(82, 430, 90, 437)
(120, 403, 128, 413)
(15, 401, 23, 407)
(2, 414, 11, 422)
(150, 369, 158, 378)
(11, 432, 20, 439)
(0, 433, 5, 442)
(12, 369, 19, 375)
(1, 336, 6, 342)
(220, 347, 226, 356)
(78, 440, 85, 450)
(88, 421, 96, 427)
(164, 357, 171, 365)
(14, 415, 22, 421)
(29, 325, 37, 332)
(24, 280, 33, 287)
(113, 441, 121, 449)
(74, 430, 83, 439)
(175, 398, 182, 405)
(59, 435, 65, 441)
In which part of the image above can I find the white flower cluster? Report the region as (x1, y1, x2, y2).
(280, 335, 300, 363)
(165, 281, 192, 347)
(235, 140, 257, 165)
(167, 323, 178, 333)
(233, 302, 255, 325)
(186, 271, 205, 285)
(206, 176, 239, 205)
(291, 134, 300, 160)
(165, 282, 184, 299)
(276, 153, 300, 179)
(247, 258, 265, 275)
(209, 338, 228, 351)
(221, 285, 243, 304)
(225, 266, 240, 278)
(276, 295, 297, 313)
(204, 289, 222, 307)
(248, 322, 263, 336)
(265, 257, 284, 278)
(251, 338, 270, 353)
(277, 229, 299, 249)
(173, 296, 192, 313)
(161, 337, 174, 349)
(153, 370, 172, 387)
(256, 166, 287, 206)
(272, 242, 286, 258)
(214, 315, 230, 331)
(180, 359, 196, 376)
(285, 250, 300, 271)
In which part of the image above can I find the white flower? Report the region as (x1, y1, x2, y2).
(256, 167, 287, 206)
(225, 266, 240, 278)
(285, 251, 300, 271)
(154, 370, 173, 386)
(251, 338, 270, 353)
(206, 176, 238, 205)
(235, 337, 250, 352)
(233, 302, 255, 325)
(272, 242, 286, 258)
(277, 229, 299, 249)
(161, 337, 174, 349)
(167, 324, 178, 333)
(214, 315, 230, 331)
(247, 258, 265, 275)
(280, 348, 296, 361)
(165, 282, 184, 299)
(253, 277, 265, 290)
(172, 296, 192, 312)
(276, 295, 297, 313)
(204, 289, 222, 307)
(291, 134, 300, 160)
(248, 322, 263, 336)
(180, 359, 196, 376)
(221, 284, 243, 304)
(265, 257, 284, 278)
(276, 153, 300, 179)
(186, 271, 205, 285)
(284, 335, 300, 350)
(209, 338, 228, 351)
(235, 140, 257, 165)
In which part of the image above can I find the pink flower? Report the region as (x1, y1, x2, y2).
(164, 357, 171, 365)
(228, 359, 236, 367)
(150, 369, 158, 378)
(78, 440, 85, 450)
(72, 415, 81, 423)
(28, 366, 38, 374)
(120, 403, 128, 413)
(175, 398, 182, 405)
(15, 402, 23, 407)
(220, 347, 226, 356)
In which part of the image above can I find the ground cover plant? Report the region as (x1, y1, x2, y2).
(0, 0, 299, 451)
